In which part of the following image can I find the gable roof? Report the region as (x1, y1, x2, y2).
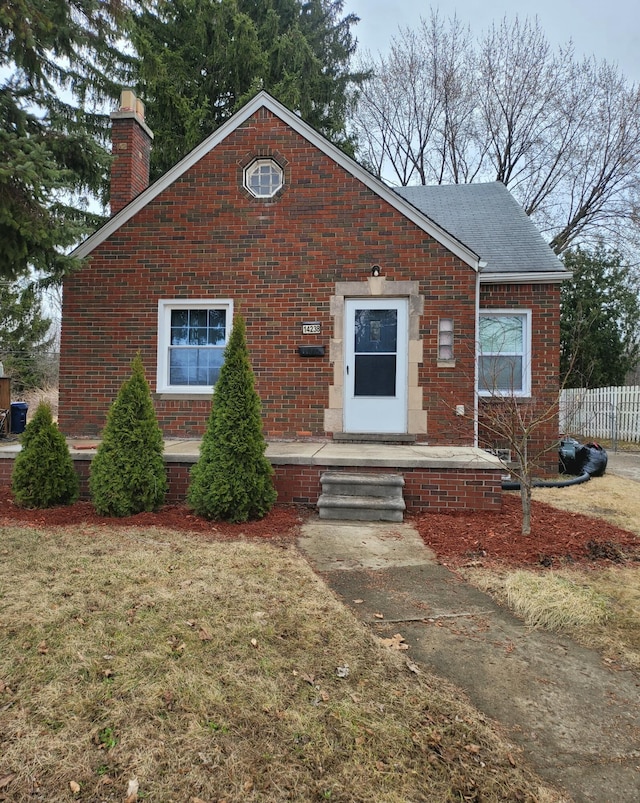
(72, 92, 478, 267)
(396, 182, 568, 283)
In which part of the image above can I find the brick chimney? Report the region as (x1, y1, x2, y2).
(110, 90, 154, 214)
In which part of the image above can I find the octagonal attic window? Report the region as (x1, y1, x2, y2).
(244, 158, 284, 198)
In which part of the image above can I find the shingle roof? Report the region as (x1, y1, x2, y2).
(395, 182, 565, 277)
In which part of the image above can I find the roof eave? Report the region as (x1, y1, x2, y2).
(479, 270, 570, 284)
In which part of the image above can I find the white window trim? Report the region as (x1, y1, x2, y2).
(243, 158, 284, 198)
(478, 309, 532, 397)
(157, 299, 233, 394)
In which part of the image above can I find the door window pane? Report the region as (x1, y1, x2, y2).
(354, 355, 397, 396)
(354, 309, 397, 353)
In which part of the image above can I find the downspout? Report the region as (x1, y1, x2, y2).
(473, 261, 487, 446)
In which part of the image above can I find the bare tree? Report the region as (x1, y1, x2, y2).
(352, 13, 477, 185)
(352, 11, 640, 258)
(478, 396, 561, 536)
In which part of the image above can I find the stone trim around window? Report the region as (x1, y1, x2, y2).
(324, 277, 426, 435)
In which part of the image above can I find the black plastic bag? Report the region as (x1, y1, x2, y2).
(559, 437, 607, 477)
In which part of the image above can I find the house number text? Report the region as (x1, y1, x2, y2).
(302, 322, 321, 335)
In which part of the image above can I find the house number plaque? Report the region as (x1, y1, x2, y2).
(302, 322, 321, 335)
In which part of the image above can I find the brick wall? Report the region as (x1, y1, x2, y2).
(60, 107, 559, 464)
(60, 109, 479, 444)
(0, 455, 503, 513)
(479, 282, 561, 476)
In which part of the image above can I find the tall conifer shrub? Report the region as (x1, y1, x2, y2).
(12, 402, 79, 508)
(188, 313, 276, 522)
(90, 354, 167, 516)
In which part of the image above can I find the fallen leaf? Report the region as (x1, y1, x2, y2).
(124, 777, 139, 803)
(301, 674, 315, 685)
(69, 781, 80, 794)
(191, 798, 208, 803)
(37, 641, 48, 654)
(353, 598, 364, 604)
(405, 660, 420, 674)
(464, 743, 481, 754)
(198, 627, 213, 641)
(0, 776, 16, 790)
(380, 633, 409, 650)
(336, 665, 349, 678)
(507, 752, 517, 767)
(250, 638, 258, 648)
(243, 780, 254, 792)
(374, 613, 384, 619)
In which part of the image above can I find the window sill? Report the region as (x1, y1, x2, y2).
(155, 393, 213, 401)
(437, 359, 456, 368)
(479, 394, 533, 402)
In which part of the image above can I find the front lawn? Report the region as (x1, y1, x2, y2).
(0, 523, 558, 802)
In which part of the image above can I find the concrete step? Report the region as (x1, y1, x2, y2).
(317, 494, 406, 522)
(320, 471, 405, 499)
(318, 472, 406, 522)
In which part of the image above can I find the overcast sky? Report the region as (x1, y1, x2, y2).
(343, 0, 640, 83)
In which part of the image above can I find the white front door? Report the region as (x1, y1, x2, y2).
(344, 298, 408, 433)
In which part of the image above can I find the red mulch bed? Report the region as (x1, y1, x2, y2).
(412, 495, 640, 570)
(1, 485, 638, 568)
(0, 484, 304, 542)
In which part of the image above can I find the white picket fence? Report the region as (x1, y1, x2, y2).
(560, 386, 640, 444)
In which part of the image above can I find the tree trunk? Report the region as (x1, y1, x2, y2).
(520, 483, 532, 536)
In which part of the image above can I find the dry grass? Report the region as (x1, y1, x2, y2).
(0, 525, 560, 803)
(532, 473, 640, 537)
(503, 572, 610, 631)
(464, 473, 640, 672)
(14, 385, 59, 422)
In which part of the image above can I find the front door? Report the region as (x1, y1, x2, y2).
(344, 298, 408, 433)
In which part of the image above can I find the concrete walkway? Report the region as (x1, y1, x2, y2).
(605, 450, 640, 483)
(298, 520, 640, 803)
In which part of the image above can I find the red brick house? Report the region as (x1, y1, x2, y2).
(57, 91, 569, 510)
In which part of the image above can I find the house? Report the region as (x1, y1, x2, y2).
(56, 91, 569, 512)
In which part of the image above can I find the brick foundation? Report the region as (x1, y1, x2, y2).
(0, 455, 502, 514)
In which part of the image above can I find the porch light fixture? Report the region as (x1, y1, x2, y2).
(370, 264, 381, 277)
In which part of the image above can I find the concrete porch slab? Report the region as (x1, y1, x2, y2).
(0, 437, 502, 471)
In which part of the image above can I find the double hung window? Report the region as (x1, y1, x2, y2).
(478, 311, 531, 396)
(157, 300, 233, 393)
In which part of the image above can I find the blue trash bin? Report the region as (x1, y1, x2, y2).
(10, 402, 28, 434)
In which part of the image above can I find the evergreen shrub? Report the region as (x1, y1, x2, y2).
(12, 402, 78, 508)
(90, 354, 167, 516)
(188, 313, 276, 522)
